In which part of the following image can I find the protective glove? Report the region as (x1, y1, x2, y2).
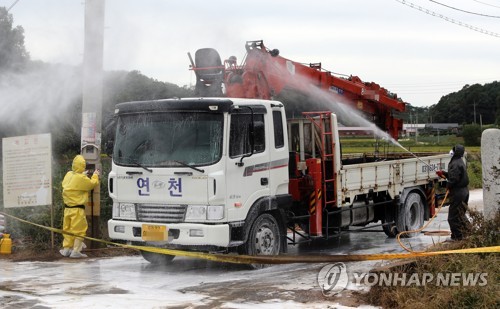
(436, 170, 445, 178)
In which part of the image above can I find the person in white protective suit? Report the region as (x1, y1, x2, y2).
(60, 155, 100, 258)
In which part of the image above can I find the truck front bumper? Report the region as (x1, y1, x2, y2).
(108, 219, 231, 247)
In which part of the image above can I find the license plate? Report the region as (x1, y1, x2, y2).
(141, 224, 168, 241)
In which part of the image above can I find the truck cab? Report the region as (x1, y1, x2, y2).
(108, 98, 290, 263)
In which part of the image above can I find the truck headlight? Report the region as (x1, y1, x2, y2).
(185, 205, 224, 221)
(113, 202, 136, 220)
(207, 205, 224, 220)
(185, 205, 206, 221)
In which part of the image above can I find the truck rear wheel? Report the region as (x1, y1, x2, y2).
(140, 250, 175, 265)
(396, 192, 424, 238)
(243, 213, 282, 268)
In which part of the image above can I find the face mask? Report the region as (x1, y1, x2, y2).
(449, 150, 454, 157)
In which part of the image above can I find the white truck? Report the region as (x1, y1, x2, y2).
(107, 98, 448, 264)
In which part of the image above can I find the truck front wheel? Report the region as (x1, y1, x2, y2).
(244, 213, 282, 257)
(397, 192, 425, 238)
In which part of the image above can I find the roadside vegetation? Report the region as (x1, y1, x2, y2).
(367, 210, 500, 308)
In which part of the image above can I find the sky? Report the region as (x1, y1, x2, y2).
(3, 0, 500, 107)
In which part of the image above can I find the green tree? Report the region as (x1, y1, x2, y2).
(496, 94, 500, 124)
(462, 124, 481, 146)
(0, 6, 29, 72)
(428, 82, 500, 124)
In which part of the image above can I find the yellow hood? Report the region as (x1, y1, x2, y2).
(72, 155, 86, 173)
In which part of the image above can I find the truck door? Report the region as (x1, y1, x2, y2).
(269, 108, 289, 196)
(226, 107, 271, 222)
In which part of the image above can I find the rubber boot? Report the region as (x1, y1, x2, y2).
(69, 239, 88, 258)
(59, 247, 72, 257)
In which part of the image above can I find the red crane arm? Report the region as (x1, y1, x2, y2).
(190, 40, 405, 139)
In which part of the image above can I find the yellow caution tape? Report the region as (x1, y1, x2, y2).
(1, 211, 498, 265)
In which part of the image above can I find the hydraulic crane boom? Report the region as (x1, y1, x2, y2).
(189, 40, 406, 139)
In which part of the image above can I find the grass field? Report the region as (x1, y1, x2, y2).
(339, 134, 480, 155)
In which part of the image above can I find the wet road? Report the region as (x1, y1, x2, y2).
(0, 190, 483, 308)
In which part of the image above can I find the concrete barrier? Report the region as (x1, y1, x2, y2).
(481, 129, 500, 220)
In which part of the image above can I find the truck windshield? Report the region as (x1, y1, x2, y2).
(113, 112, 223, 167)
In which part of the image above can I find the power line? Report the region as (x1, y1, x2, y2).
(429, 0, 500, 18)
(472, 0, 500, 10)
(7, 0, 21, 12)
(395, 0, 500, 38)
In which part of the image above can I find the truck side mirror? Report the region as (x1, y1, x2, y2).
(237, 122, 255, 167)
(231, 105, 256, 167)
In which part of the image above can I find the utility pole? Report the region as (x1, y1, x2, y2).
(82, 0, 105, 247)
(409, 112, 413, 138)
(6, 0, 21, 11)
(415, 112, 418, 143)
(473, 100, 477, 124)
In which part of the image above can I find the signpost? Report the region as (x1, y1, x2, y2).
(481, 129, 500, 220)
(2, 134, 52, 208)
(2, 133, 54, 247)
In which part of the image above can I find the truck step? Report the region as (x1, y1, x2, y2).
(228, 241, 244, 247)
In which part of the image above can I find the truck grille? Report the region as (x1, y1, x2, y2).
(136, 204, 187, 223)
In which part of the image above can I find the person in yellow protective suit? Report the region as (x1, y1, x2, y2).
(60, 155, 100, 258)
